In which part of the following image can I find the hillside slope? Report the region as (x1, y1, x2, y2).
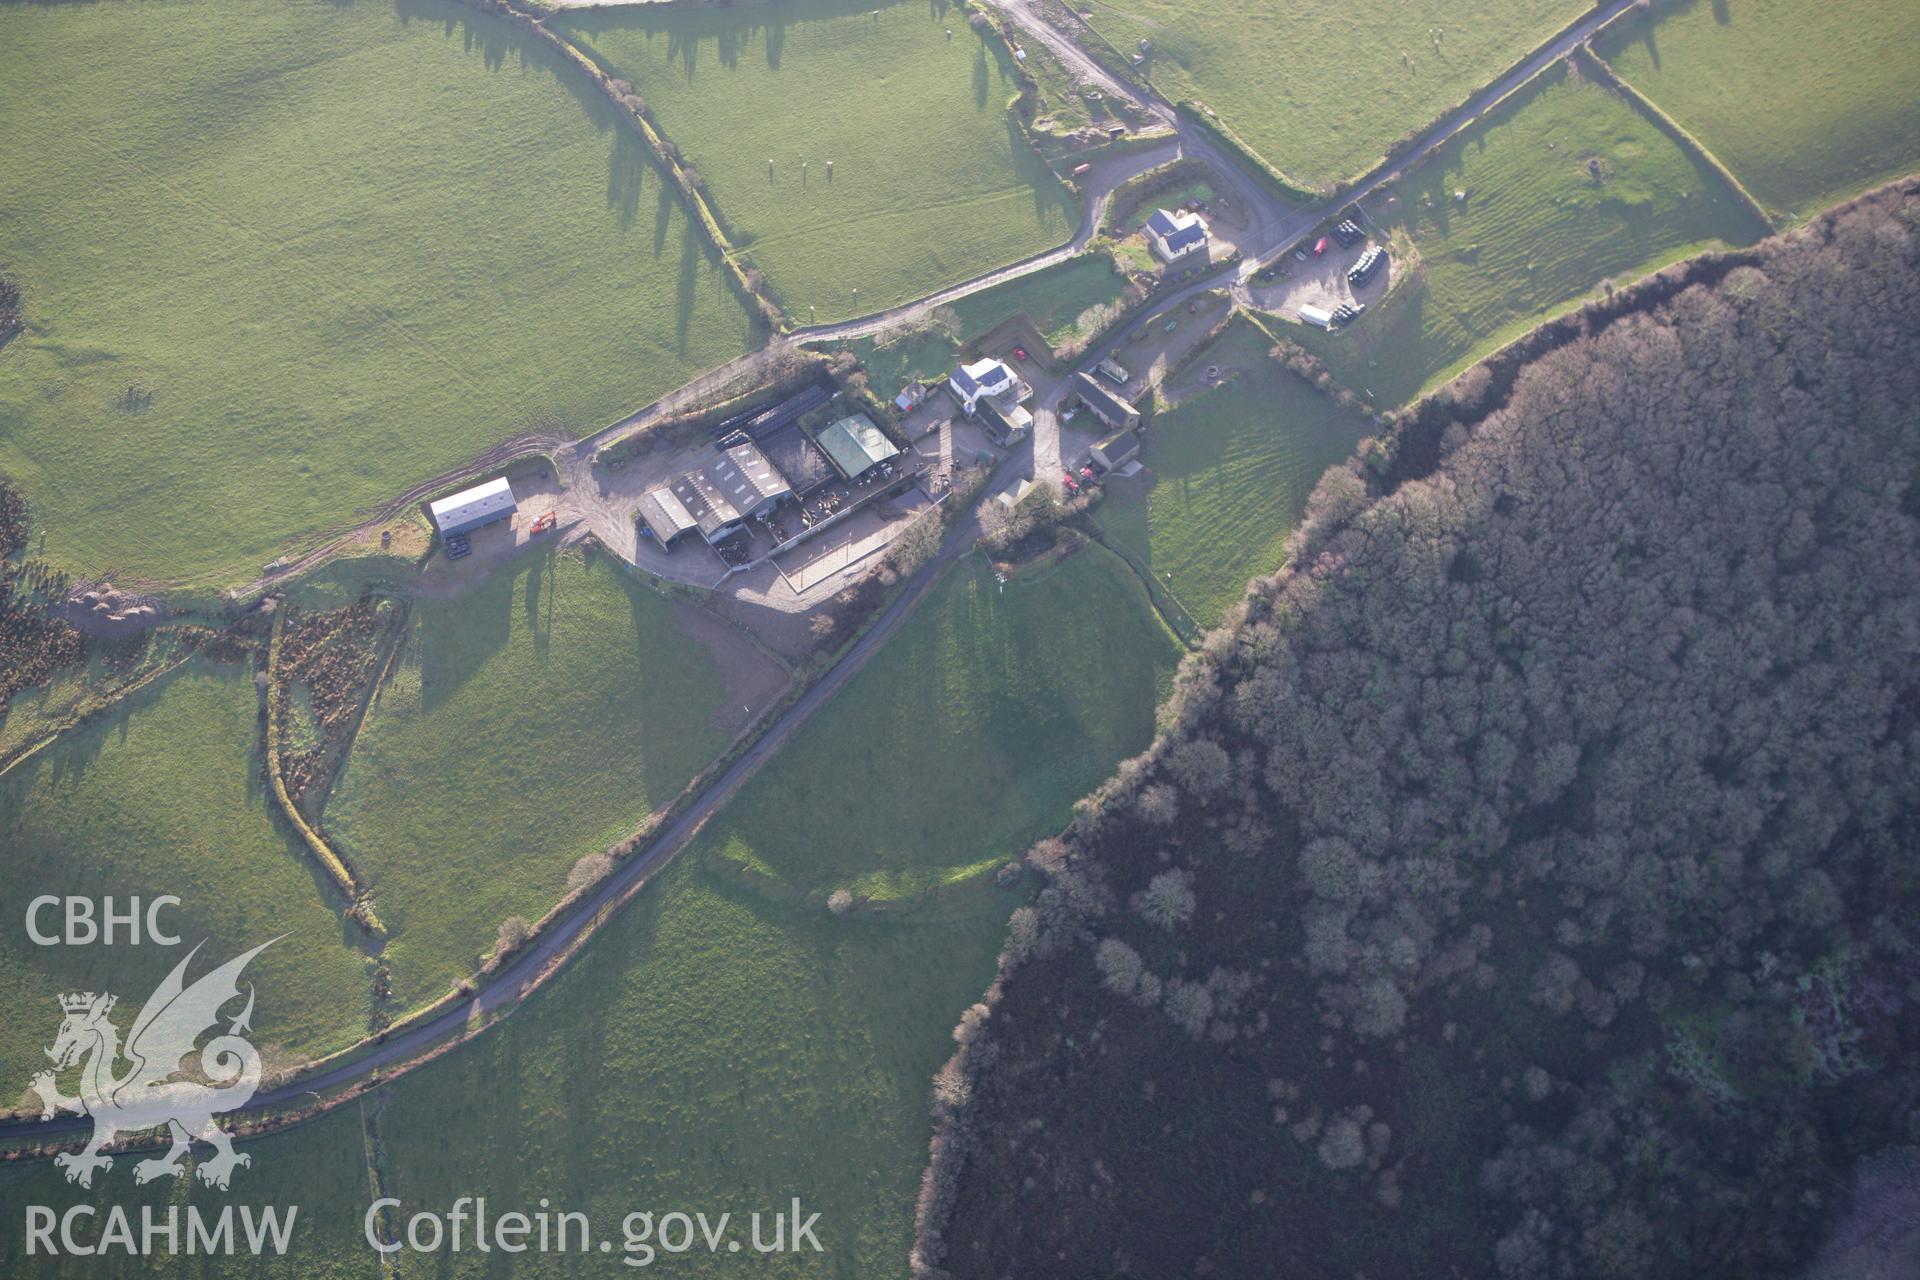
(917, 181, 1920, 1279)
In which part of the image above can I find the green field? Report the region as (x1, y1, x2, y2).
(372, 858, 1013, 1277)
(0, 542, 1178, 1275)
(1291, 61, 1768, 406)
(323, 548, 778, 1013)
(1084, 0, 1590, 187)
(355, 541, 1181, 1275)
(1094, 321, 1371, 626)
(0, 0, 755, 588)
(0, 1103, 380, 1279)
(1596, 0, 1920, 219)
(848, 252, 1133, 397)
(0, 662, 369, 1095)
(560, 0, 1080, 321)
(705, 545, 1180, 898)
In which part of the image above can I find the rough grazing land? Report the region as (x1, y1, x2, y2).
(0, 0, 754, 588)
(1084, 0, 1590, 186)
(561, 0, 1079, 321)
(1597, 0, 1920, 219)
(1295, 61, 1767, 406)
(1093, 320, 1373, 627)
(323, 548, 766, 1015)
(0, 662, 369, 1094)
(922, 185, 1920, 1280)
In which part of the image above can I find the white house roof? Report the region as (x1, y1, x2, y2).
(1147, 207, 1208, 255)
(428, 477, 516, 534)
(951, 358, 1014, 398)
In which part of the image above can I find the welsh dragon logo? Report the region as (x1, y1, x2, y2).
(28, 940, 275, 1190)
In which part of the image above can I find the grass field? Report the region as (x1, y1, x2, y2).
(359, 543, 1179, 1275)
(1595, 0, 1920, 220)
(323, 548, 779, 1014)
(372, 858, 1014, 1277)
(0, 0, 755, 588)
(560, 0, 1080, 321)
(0, 1103, 380, 1278)
(0, 661, 370, 1096)
(701, 544, 1182, 899)
(848, 253, 1133, 397)
(1290, 61, 1768, 406)
(1082, 0, 1590, 187)
(1093, 320, 1371, 626)
(0, 542, 1178, 1275)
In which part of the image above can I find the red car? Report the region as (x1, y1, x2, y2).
(1012, 346, 1029, 362)
(1314, 237, 1328, 256)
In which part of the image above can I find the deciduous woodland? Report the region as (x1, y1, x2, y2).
(916, 181, 1920, 1280)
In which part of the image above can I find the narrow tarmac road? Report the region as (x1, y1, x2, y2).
(7, 0, 1647, 1147)
(1, 461, 1006, 1145)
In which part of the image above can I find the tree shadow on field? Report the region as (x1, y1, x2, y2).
(608, 128, 648, 231)
(419, 575, 512, 715)
(764, 14, 786, 69)
(655, 182, 676, 261)
(974, 38, 991, 110)
(676, 219, 704, 356)
(522, 550, 552, 661)
(1006, 117, 1076, 229)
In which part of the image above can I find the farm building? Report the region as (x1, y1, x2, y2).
(637, 485, 702, 547)
(976, 396, 1032, 446)
(709, 439, 793, 515)
(948, 357, 1022, 415)
(661, 440, 794, 545)
(1146, 207, 1209, 262)
(1074, 371, 1142, 432)
(815, 413, 901, 480)
(1092, 428, 1142, 472)
(428, 477, 517, 537)
(710, 378, 835, 441)
(758, 425, 836, 498)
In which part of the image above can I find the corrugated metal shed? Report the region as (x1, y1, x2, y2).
(814, 413, 901, 479)
(637, 485, 700, 545)
(709, 440, 792, 512)
(428, 477, 517, 537)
